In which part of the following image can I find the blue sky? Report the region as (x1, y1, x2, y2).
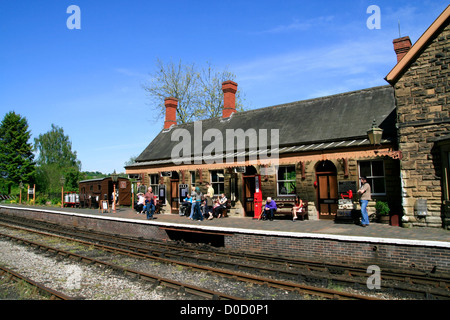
(0, 1, 448, 174)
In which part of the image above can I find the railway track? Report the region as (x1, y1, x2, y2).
(0, 265, 74, 300)
(0, 220, 378, 300)
(1, 214, 449, 299)
(0, 231, 242, 300)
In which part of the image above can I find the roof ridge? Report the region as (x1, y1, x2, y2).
(243, 85, 392, 114)
(162, 85, 392, 130)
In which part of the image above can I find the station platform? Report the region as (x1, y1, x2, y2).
(2, 204, 449, 247)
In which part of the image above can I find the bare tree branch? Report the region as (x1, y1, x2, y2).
(142, 59, 246, 125)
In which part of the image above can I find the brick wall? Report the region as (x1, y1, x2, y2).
(225, 232, 450, 273)
(1, 207, 169, 241)
(394, 23, 450, 227)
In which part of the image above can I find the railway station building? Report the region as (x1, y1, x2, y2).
(126, 6, 449, 229)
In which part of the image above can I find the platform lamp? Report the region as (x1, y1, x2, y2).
(111, 170, 118, 213)
(60, 176, 66, 208)
(367, 119, 383, 145)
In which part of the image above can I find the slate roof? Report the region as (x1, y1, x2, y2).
(130, 85, 396, 166)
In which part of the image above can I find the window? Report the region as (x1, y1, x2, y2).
(190, 171, 196, 186)
(210, 170, 224, 195)
(277, 165, 296, 196)
(358, 160, 386, 195)
(149, 174, 159, 195)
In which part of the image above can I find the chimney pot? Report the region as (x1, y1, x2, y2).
(222, 80, 238, 118)
(164, 97, 178, 129)
(393, 36, 412, 63)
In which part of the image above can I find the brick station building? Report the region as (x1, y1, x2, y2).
(126, 6, 449, 228)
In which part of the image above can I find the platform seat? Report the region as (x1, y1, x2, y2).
(272, 198, 308, 220)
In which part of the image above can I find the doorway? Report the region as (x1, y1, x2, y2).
(316, 161, 338, 220)
(170, 171, 179, 214)
(243, 166, 258, 217)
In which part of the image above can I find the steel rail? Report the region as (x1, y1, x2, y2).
(0, 227, 377, 300)
(2, 214, 448, 290)
(1, 215, 449, 299)
(3, 214, 449, 299)
(0, 265, 74, 300)
(0, 232, 242, 300)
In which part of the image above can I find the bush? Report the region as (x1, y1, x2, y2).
(35, 196, 48, 205)
(375, 201, 390, 216)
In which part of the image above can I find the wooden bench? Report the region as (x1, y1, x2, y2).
(272, 198, 308, 220)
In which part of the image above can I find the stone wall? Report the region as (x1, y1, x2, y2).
(393, 22, 450, 227)
(140, 156, 401, 221)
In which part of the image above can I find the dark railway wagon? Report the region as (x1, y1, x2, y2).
(79, 177, 131, 208)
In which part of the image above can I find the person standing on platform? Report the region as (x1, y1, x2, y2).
(189, 186, 197, 219)
(358, 177, 372, 227)
(205, 182, 215, 220)
(192, 186, 204, 221)
(144, 187, 156, 220)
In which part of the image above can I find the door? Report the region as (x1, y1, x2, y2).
(316, 161, 338, 220)
(170, 180, 179, 214)
(118, 180, 131, 206)
(243, 176, 256, 217)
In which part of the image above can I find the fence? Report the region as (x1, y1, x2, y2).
(0, 192, 62, 205)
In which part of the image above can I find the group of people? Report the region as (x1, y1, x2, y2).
(133, 176, 372, 226)
(179, 183, 228, 221)
(261, 177, 372, 225)
(134, 186, 157, 220)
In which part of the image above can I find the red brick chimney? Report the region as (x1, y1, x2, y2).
(393, 36, 412, 63)
(222, 80, 238, 118)
(164, 97, 178, 129)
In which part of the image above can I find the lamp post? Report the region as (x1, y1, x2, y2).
(367, 119, 383, 145)
(60, 176, 66, 208)
(111, 170, 118, 213)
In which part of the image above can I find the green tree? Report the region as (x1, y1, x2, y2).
(34, 124, 81, 193)
(0, 111, 35, 193)
(143, 59, 246, 124)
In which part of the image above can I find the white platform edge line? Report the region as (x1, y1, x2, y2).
(2, 205, 449, 249)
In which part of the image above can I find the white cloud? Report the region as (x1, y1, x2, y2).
(252, 16, 335, 35)
(231, 32, 398, 107)
(235, 36, 392, 83)
(114, 68, 147, 79)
